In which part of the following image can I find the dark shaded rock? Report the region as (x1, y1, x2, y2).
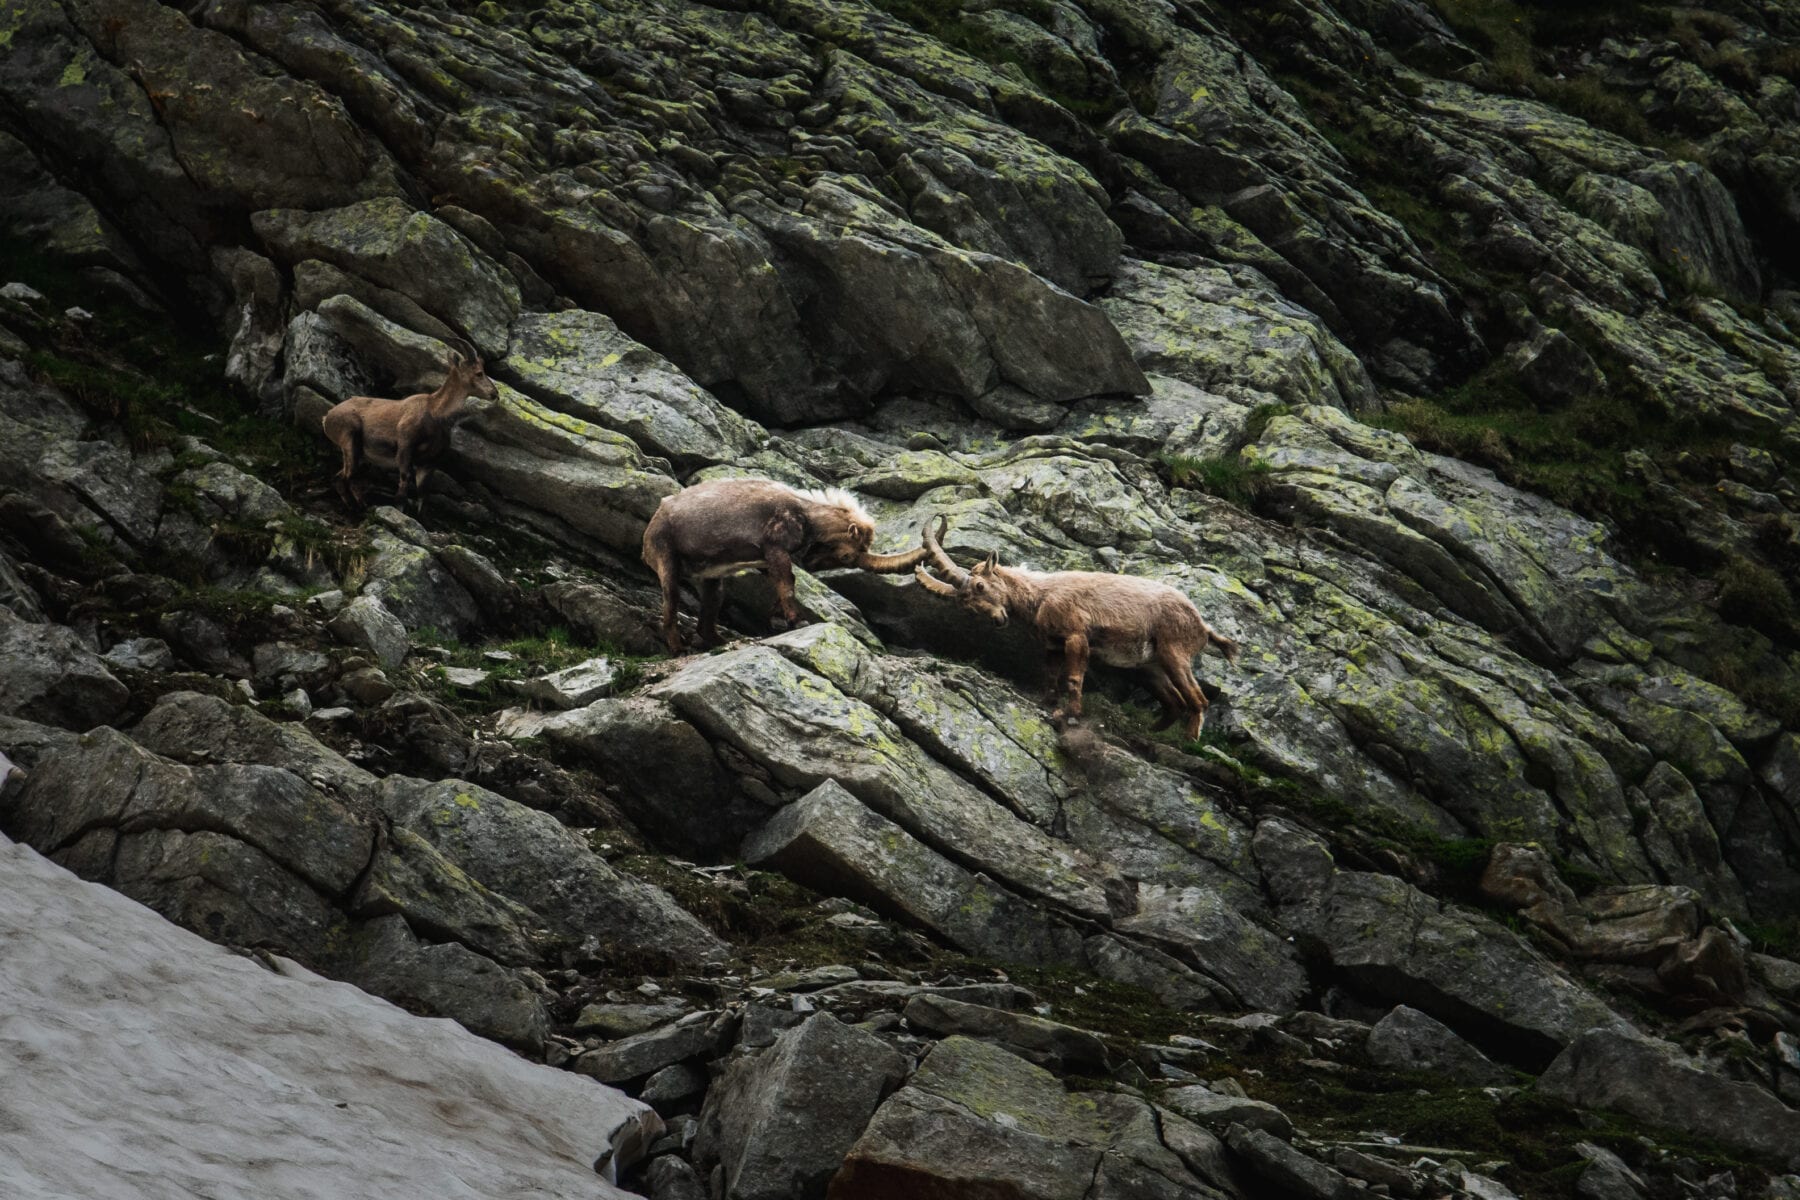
(901, 993, 1109, 1075)
(1162, 1086, 1293, 1139)
(1366, 1005, 1509, 1085)
(252, 199, 520, 355)
(0, 617, 128, 730)
(742, 780, 1087, 967)
(1333, 1146, 1419, 1196)
(129, 690, 375, 798)
(156, 610, 252, 678)
(8, 726, 375, 899)
(1156, 1109, 1247, 1199)
(359, 530, 481, 641)
(738, 1004, 808, 1049)
(339, 666, 396, 706)
(375, 776, 727, 971)
(434, 544, 520, 622)
(1083, 933, 1228, 1011)
(542, 580, 666, 656)
(536, 694, 756, 863)
(832, 1036, 1210, 1199)
(336, 913, 548, 1054)
(352, 826, 547, 967)
(1481, 843, 1750, 1004)
(103, 825, 347, 958)
(1254, 820, 1631, 1068)
(251, 641, 333, 692)
(809, 979, 1037, 1015)
(646, 1155, 710, 1200)
(327, 595, 408, 669)
(695, 1012, 908, 1200)
(577, 1011, 737, 1084)
(1575, 1141, 1649, 1200)
(640, 1061, 709, 1113)
(1508, 327, 1606, 407)
(1539, 1029, 1800, 1169)
(574, 1002, 692, 1040)
(1224, 1124, 1361, 1200)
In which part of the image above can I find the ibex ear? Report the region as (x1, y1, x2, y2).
(981, 552, 999, 574)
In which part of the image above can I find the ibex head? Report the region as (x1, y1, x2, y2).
(913, 517, 1009, 627)
(799, 488, 929, 573)
(446, 339, 498, 401)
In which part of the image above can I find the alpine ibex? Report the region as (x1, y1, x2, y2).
(642, 479, 928, 654)
(913, 519, 1240, 737)
(320, 341, 497, 508)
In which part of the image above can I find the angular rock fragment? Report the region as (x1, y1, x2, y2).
(743, 780, 1086, 967)
(900, 994, 1109, 1075)
(695, 1012, 908, 1200)
(0, 618, 129, 730)
(1366, 1005, 1509, 1085)
(1539, 1029, 1800, 1169)
(576, 1011, 737, 1084)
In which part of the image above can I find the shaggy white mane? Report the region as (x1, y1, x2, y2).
(792, 485, 872, 523)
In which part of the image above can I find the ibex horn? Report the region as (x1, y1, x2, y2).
(921, 516, 968, 586)
(913, 563, 959, 597)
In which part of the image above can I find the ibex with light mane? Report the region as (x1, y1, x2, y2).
(913, 518, 1240, 737)
(321, 340, 497, 509)
(642, 479, 929, 654)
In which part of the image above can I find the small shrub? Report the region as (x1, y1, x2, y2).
(1717, 555, 1800, 641)
(1739, 917, 1800, 959)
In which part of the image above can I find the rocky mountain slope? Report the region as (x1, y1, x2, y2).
(5, 0, 1800, 1196)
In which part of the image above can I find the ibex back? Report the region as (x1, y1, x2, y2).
(642, 479, 927, 654)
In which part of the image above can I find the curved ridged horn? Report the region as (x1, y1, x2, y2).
(913, 563, 959, 597)
(445, 335, 479, 368)
(859, 542, 930, 573)
(921, 516, 968, 586)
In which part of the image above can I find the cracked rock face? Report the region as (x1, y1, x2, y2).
(6, 0, 1800, 1193)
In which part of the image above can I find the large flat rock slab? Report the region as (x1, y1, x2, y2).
(0, 833, 657, 1199)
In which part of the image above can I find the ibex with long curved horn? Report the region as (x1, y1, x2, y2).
(320, 338, 497, 509)
(913, 518, 1240, 737)
(643, 479, 929, 654)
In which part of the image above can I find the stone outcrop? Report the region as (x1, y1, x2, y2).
(5, 0, 1800, 1191)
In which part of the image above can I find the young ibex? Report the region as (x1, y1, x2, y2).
(320, 341, 497, 508)
(913, 518, 1240, 737)
(642, 479, 929, 654)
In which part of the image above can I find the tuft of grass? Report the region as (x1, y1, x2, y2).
(1739, 917, 1800, 960)
(1161, 452, 1275, 509)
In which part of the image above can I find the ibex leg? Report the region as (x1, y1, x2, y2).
(697, 578, 724, 648)
(1158, 643, 1210, 738)
(765, 547, 802, 631)
(1051, 633, 1089, 725)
